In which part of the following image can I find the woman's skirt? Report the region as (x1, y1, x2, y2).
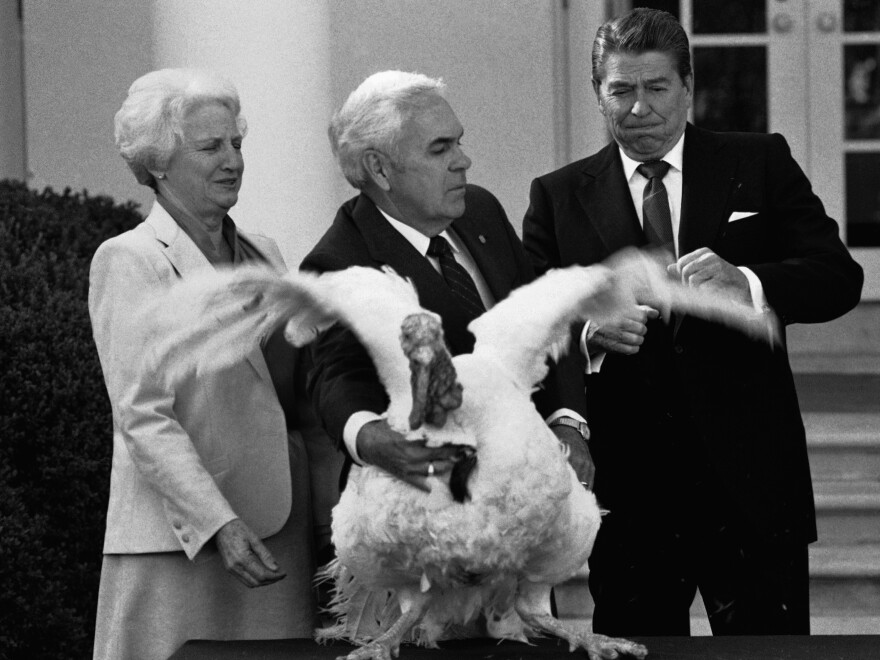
(93, 433, 317, 660)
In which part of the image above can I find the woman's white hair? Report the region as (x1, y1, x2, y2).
(329, 70, 446, 189)
(114, 68, 247, 190)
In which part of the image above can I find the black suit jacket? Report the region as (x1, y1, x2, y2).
(301, 183, 587, 448)
(522, 124, 863, 545)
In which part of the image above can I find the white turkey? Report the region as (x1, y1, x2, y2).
(143, 247, 778, 660)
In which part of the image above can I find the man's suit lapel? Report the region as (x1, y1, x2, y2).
(145, 202, 273, 383)
(451, 218, 504, 303)
(578, 143, 645, 254)
(679, 124, 739, 255)
(351, 193, 434, 278)
(575, 128, 741, 258)
(674, 125, 741, 338)
(351, 195, 477, 353)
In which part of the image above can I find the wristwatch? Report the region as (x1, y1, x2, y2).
(550, 416, 591, 443)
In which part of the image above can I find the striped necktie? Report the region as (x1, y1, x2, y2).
(427, 235, 486, 320)
(637, 160, 674, 250)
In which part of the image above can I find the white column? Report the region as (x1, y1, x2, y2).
(152, 0, 340, 269)
(567, 0, 611, 159)
(1, 0, 25, 181)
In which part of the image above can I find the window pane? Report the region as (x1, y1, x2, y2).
(633, 1, 679, 20)
(845, 44, 880, 139)
(693, 46, 767, 133)
(844, 0, 880, 32)
(693, 0, 765, 34)
(846, 153, 880, 247)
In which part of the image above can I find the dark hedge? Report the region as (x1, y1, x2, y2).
(0, 180, 142, 660)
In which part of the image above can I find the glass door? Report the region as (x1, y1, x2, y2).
(632, 0, 880, 299)
(810, 0, 880, 298)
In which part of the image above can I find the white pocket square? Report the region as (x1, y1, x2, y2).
(728, 211, 758, 223)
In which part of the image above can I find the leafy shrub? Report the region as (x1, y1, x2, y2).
(0, 180, 142, 660)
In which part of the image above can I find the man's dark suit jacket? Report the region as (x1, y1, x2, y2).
(301, 183, 587, 453)
(522, 123, 863, 546)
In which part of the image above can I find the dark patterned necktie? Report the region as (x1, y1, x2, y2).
(637, 160, 674, 250)
(427, 235, 486, 320)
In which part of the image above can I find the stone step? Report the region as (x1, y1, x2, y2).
(805, 413, 880, 481)
(794, 374, 880, 414)
(814, 480, 880, 545)
(809, 544, 880, 616)
(810, 615, 880, 635)
(791, 353, 880, 374)
(555, 578, 718, 623)
(563, 613, 880, 635)
(786, 303, 880, 364)
(555, 545, 880, 621)
(554, 572, 592, 620)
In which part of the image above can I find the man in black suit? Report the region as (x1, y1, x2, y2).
(522, 9, 863, 637)
(303, 70, 590, 494)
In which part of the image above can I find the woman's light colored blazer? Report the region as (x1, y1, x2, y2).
(89, 201, 291, 559)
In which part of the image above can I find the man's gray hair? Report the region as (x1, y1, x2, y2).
(114, 68, 247, 191)
(329, 70, 446, 189)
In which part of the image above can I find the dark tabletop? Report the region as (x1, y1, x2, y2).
(169, 635, 880, 660)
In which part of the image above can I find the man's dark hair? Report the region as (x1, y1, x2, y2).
(591, 8, 692, 85)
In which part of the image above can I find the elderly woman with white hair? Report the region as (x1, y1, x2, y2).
(89, 68, 317, 660)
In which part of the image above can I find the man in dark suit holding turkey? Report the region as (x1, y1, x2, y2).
(303, 71, 590, 494)
(522, 8, 863, 638)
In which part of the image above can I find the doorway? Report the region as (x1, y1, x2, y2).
(628, 0, 880, 299)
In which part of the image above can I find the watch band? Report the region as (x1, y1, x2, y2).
(550, 416, 591, 442)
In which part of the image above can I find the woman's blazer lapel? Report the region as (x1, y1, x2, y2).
(144, 202, 213, 279)
(144, 202, 274, 384)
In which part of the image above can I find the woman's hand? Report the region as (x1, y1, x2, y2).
(214, 518, 286, 588)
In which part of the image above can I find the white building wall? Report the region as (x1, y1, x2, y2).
(19, 0, 605, 264)
(22, 0, 153, 207)
(151, 0, 337, 269)
(327, 0, 562, 234)
(1, 1, 25, 181)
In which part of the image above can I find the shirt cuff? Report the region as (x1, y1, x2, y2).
(546, 409, 587, 425)
(579, 320, 606, 374)
(738, 266, 767, 312)
(343, 411, 383, 466)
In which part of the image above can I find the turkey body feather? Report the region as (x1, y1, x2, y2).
(320, 264, 640, 659)
(142, 249, 778, 660)
(328, 353, 591, 591)
(321, 369, 599, 655)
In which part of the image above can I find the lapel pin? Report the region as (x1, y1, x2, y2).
(478, 234, 486, 244)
